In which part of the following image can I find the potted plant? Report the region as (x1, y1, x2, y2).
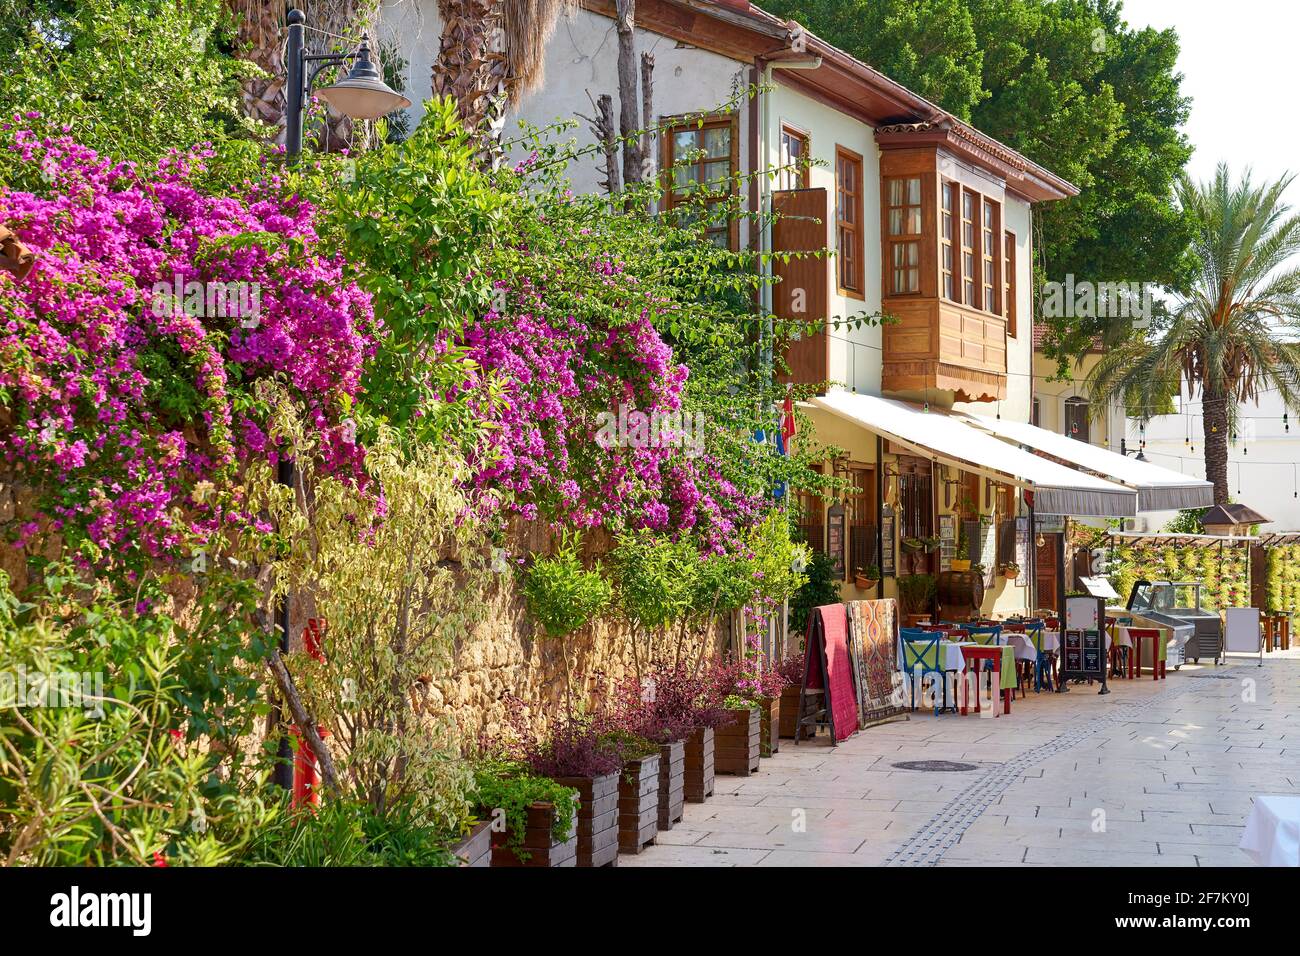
(854, 563, 880, 590)
(611, 663, 701, 833)
(513, 712, 624, 868)
(901, 536, 926, 555)
(605, 730, 662, 855)
(999, 561, 1020, 581)
(473, 761, 580, 867)
(777, 652, 805, 739)
(897, 573, 936, 626)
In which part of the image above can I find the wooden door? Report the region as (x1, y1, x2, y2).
(1036, 534, 1060, 612)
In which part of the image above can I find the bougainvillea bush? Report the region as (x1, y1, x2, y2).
(0, 119, 378, 568)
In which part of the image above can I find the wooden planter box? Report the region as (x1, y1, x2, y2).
(684, 726, 714, 803)
(618, 753, 661, 854)
(715, 707, 760, 776)
(657, 740, 685, 831)
(449, 819, 492, 868)
(778, 685, 803, 739)
(489, 801, 578, 867)
(553, 772, 620, 868)
(757, 696, 781, 756)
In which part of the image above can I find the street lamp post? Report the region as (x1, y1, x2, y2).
(271, 9, 409, 790)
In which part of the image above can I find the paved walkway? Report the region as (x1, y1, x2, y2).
(626, 650, 1300, 867)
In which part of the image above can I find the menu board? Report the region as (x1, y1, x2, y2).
(1059, 595, 1109, 690)
(880, 509, 896, 577)
(938, 514, 955, 573)
(979, 518, 997, 587)
(827, 503, 846, 579)
(1014, 517, 1029, 586)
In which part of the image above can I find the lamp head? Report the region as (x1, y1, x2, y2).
(317, 35, 411, 120)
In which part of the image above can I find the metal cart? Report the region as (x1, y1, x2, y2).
(1126, 580, 1223, 666)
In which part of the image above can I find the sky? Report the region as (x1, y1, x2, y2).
(1119, 0, 1300, 205)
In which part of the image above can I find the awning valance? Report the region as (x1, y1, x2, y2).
(957, 413, 1214, 512)
(809, 392, 1137, 517)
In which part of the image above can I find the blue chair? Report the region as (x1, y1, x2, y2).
(899, 627, 947, 715)
(1022, 618, 1052, 691)
(964, 624, 1002, 698)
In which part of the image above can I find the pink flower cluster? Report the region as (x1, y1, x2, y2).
(0, 122, 378, 561)
(452, 270, 761, 549)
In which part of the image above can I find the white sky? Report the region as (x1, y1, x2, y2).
(1119, 0, 1300, 205)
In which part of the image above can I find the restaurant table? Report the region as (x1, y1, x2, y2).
(956, 643, 1015, 715)
(1007, 633, 1040, 663)
(1240, 795, 1300, 866)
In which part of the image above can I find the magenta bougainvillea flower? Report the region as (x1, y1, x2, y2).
(0, 121, 377, 561)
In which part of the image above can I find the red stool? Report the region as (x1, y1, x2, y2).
(1127, 628, 1165, 680)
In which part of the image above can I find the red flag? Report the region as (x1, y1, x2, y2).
(781, 393, 796, 446)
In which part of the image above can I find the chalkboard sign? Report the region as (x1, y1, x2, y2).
(827, 503, 846, 580)
(1059, 595, 1109, 693)
(880, 509, 896, 577)
(938, 514, 955, 573)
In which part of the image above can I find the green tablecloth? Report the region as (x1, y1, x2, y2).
(903, 641, 1017, 691)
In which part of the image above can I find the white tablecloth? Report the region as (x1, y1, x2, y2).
(1240, 795, 1300, 866)
(1007, 633, 1040, 662)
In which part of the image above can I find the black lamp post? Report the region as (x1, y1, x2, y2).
(271, 10, 409, 791)
(284, 8, 411, 162)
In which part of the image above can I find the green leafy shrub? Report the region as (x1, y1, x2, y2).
(523, 533, 612, 639)
(471, 760, 577, 861)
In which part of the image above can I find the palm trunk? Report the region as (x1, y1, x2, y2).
(1202, 386, 1231, 504)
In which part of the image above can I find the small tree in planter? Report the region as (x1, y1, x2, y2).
(711, 656, 778, 771)
(473, 760, 580, 867)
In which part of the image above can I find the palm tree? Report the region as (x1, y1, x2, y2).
(431, 0, 570, 143)
(1087, 164, 1300, 504)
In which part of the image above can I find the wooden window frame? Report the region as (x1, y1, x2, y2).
(660, 113, 740, 250)
(1004, 230, 1017, 338)
(886, 175, 923, 296)
(981, 198, 1000, 314)
(940, 180, 956, 302)
(835, 146, 865, 299)
(960, 188, 977, 306)
(779, 123, 811, 192)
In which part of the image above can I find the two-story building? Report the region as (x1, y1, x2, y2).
(381, 0, 1211, 616)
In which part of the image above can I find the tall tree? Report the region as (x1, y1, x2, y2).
(762, 0, 1195, 365)
(1086, 166, 1300, 504)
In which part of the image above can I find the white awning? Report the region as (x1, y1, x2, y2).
(809, 391, 1137, 517)
(957, 413, 1214, 512)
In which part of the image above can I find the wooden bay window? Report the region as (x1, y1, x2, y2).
(982, 199, 999, 313)
(887, 175, 922, 294)
(941, 181, 955, 301)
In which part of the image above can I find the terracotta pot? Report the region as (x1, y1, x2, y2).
(951, 559, 971, 572)
(854, 575, 878, 590)
(553, 771, 620, 867)
(684, 726, 715, 802)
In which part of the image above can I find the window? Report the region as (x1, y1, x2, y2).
(795, 464, 825, 554)
(841, 464, 877, 574)
(887, 176, 922, 294)
(1004, 231, 1017, 337)
(836, 148, 864, 296)
(941, 182, 955, 301)
(664, 116, 736, 248)
(961, 189, 976, 305)
(1064, 397, 1091, 442)
(982, 199, 999, 313)
(778, 125, 809, 191)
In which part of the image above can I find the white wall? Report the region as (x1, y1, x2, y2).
(1129, 386, 1300, 531)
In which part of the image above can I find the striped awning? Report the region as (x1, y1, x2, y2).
(957, 413, 1214, 512)
(810, 392, 1137, 517)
